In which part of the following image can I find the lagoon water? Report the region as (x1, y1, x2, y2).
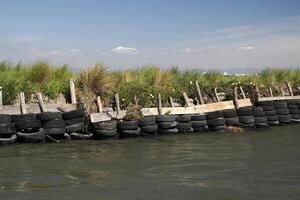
(1, 124, 300, 200)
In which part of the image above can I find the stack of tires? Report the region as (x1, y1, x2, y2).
(222, 109, 240, 127)
(287, 100, 300, 122)
(118, 120, 141, 138)
(157, 115, 178, 134)
(191, 114, 208, 133)
(176, 115, 193, 133)
(139, 116, 158, 136)
(237, 107, 255, 128)
(92, 120, 118, 139)
(0, 114, 17, 145)
(13, 114, 45, 143)
(258, 101, 279, 126)
(62, 109, 86, 137)
(253, 107, 269, 128)
(37, 112, 66, 140)
(274, 101, 291, 125)
(206, 111, 226, 131)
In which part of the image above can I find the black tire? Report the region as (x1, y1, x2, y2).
(207, 117, 225, 127)
(287, 100, 297, 105)
(117, 120, 138, 130)
(15, 120, 41, 131)
(265, 110, 276, 116)
(36, 112, 62, 122)
(276, 109, 289, 115)
(62, 109, 84, 120)
(43, 119, 65, 129)
(139, 116, 156, 127)
(278, 115, 291, 124)
(157, 121, 177, 129)
(191, 120, 207, 128)
(255, 123, 269, 128)
(12, 114, 36, 123)
(291, 114, 300, 119)
(266, 115, 279, 122)
(0, 123, 16, 136)
(16, 128, 45, 143)
(253, 106, 264, 112)
(158, 128, 178, 135)
(93, 120, 117, 130)
(253, 110, 265, 117)
(193, 126, 209, 133)
(156, 115, 176, 122)
(141, 124, 158, 133)
(177, 122, 192, 130)
(176, 115, 191, 123)
(222, 109, 237, 118)
(0, 134, 17, 145)
(70, 133, 93, 140)
(239, 116, 255, 124)
(94, 129, 118, 139)
(225, 117, 240, 126)
(257, 101, 273, 106)
(289, 109, 299, 115)
(254, 117, 267, 124)
(263, 106, 275, 111)
(274, 101, 287, 109)
(66, 122, 85, 133)
(287, 105, 298, 110)
(209, 125, 226, 131)
(206, 111, 223, 120)
(44, 127, 66, 135)
(0, 114, 12, 124)
(119, 127, 141, 138)
(65, 117, 84, 126)
(191, 115, 206, 121)
(237, 107, 253, 116)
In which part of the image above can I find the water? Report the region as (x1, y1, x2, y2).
(1, 125, 300, 200)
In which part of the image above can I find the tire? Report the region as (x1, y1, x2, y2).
(288, 109, 299, 115)
(139, 116, 156, 127)
(36, 112, 62, 122)
(43, 119, 65, 129)
(265, 110, 276, 116)
(222, 109, 237, 118)
(157, 121, 177, 129)
(117, 120, 138, 130)
(253, 110, 265, 117)
(254, 117, 267, 124)
(62, 109, 84, 120)
(206, 111, 223, 120)
(209, 125, 226, 131)
(66, 122, 85, 133)
(0, 134, 17, 145)
(278, 115, 291, 124)
(156, 115, 176, 122)
(237, 107, 253, 116)
(287, 100, 297, 105)
(276, 109, 289, 115)
(158, 128, 178, 135)
(12, 114, 36, 123)
(207, 117, 225, 127)
(191, 120, 207, 128)
(253, 106, 264, 112)
(65, 117, 84, 126)
(239, 116, 254, 124)
(193, 126, 209, 133)
(287, 105, 298, 110)
(0, 124, 16, 137)
(274, 101, 287, 109)
(191, 115, 206, 121)
(94, 129, 118, 139)
(15, 120, 41, 131)
(0, 114, 11, 124)
(177, 122, 192, 130)
(291, 114, 300, 120)
(225, 117, 240, 126)
(257, 101, 273, 106)
(16, 128, 45, 143)
(141, 124, 158, 133)
(266, 115, 279, 122)
(70, 133, 93, 140)
(93, 120, 117, 130)
(255, 123, 269, 128)
(176, 115, 191, 123)
(44, 127, 66, 135)
(119, 127, 141, 138)
(263, 106, 275, 111)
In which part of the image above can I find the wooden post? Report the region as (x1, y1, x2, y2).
(269, 87, 273, 97)
(239, 86, 246, 99)
(69, 79, 76, 104)
(234, 87, 238, 101)
(286, 82, 293, 96)
(134, 95, 138, 106)
(195, 81, 204, 105)
(115, 93, 120, 116)
(255, 85, 262, 98)
(214, 87, 220, 102)
(183, 92, 193, 107)
(20, 92, 27, 114)
(169, 97, 175, 107)
(96, 96, 103, 113)
(280, 87, 285, 96)
(36, 92, 47, 112)
(157, 93, 162, 115)
(0, 86, 2, 110)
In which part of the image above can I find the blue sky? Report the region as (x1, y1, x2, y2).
(1, 0, 300, 71)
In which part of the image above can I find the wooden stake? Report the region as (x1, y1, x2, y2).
(234, 87, 238, 101)
(115, 93, 120, 115)
(280, 87, 285, 96)
(20, 92, 27, 114)
(183, 92, 193, 107)
(214, 87, 220, 102)
(286, 82, 293, 96)
(239, 86, 246, 99)
(269, 87, 274, 97)
(195, 81, 204, 105)
(0, 86, 2, 110)
(36, 92, 47, 112)
(69, 79, 76, 104)
(255, 85, 262, 98)
(96, 96, 103, 113)
(157, 93, 162, 115)
(169, 97, 175, 107)
(134, 95, 138, 106)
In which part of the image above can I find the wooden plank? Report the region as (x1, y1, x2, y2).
(157, 93, 162, 115)
(96, 96, 103, 113)
(269, 87, 273, 97)
(195, 81, 204, 104)
(0, 104, 76, 114)
(115, 93, 121, 115)
(234, 87, 238, 101)
(90, 110, 126, 123)
(169, 97, 175, 107)
(69, 79, 77, 104)
(36, 93, 47, 112)
(183, 92, 193, 107)
(235, 98, 252, 108)
(286, 82, 293, 96)
(258, 96, 300, 102)
(239, 86, 246, 99)
(20, 92, 27, 114)
(214, 88, 220, 102)
(0, 86, 2, 111)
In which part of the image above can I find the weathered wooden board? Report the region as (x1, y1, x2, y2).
(90, 110, 127, 123)
(258, 96, 300, 102)
(0, 104, 76, 114)
(235, 98, 252, 108)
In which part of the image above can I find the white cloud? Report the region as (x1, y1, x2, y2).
(181, 48, 190, 53)
(214, 26, 250, 34)
(69, 48, 80, 55)
(237, 46, 255, 51)
(111, 46, 138, 54)
(8, 36, 41, 44)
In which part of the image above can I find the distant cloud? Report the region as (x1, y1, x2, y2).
(181, 48, 190, 53)
(159, 51, 167, 55)
(111, 46, 138, 54)
(29, 48, 80, 57)
(214, 26, 250, 34)
(237, 46, 255, 51)
(69, 48, 80, 55)
(8, 36, 41, 44)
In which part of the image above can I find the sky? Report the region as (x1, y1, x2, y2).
(1, 0, 300, 72)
